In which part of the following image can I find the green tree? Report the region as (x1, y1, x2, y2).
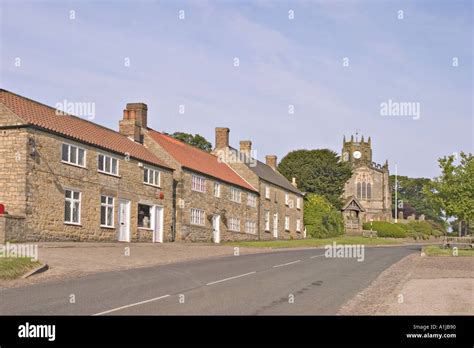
(389, 176, 443, 223)
(304, 193, 344, 238)
(425, 152, 474, 236)
(278, 149, 352, 209)
(171, 132, 212, 152)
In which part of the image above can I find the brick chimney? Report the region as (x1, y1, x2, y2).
(239, 140, 252, 155)
(266, 155, 277, 170)
(215, 127, 230, 149)
(119, 103, 148, 143)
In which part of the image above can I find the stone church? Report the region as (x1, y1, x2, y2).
(341, 135, 392, 231)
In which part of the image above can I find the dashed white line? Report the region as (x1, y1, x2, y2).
(273, 260, 301, 268)
(310, 255, 324, 259)
(93, 294, 171, 316)
(206, 271, 257, 286)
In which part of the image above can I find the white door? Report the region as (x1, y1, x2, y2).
(273, 213, 278, 238)
(118, 199, 131, 242)
(212, 215, 220, 243)
(153, 206, 164, 243)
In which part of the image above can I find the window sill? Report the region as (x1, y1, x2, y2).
(191, 189, 206, 194)
(61, 161, 87, 169)
(138, 227, 154, 231)
(64, 222, 82, 226)
(98, 170, 121, 178)
(144, 183, 161, 189)
(100, 225, 116, 229)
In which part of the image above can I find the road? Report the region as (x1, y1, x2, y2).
(0, 245, 419, 315)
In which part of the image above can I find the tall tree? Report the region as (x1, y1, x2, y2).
(171, 132, 212, 152)
(389, 175, 443, 223)
(278, 149, 352, 209)
(425, 152, 474, 236)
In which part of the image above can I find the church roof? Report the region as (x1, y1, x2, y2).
(341, 196, 365, 212)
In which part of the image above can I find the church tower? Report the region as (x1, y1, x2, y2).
(341, 134, 392, 230)
(342, 134, 372, 166)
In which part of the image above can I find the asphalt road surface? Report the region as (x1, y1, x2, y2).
(0, 245, 419, 315)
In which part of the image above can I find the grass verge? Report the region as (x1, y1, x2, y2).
(0, 256, 41, 280)
(423, 245, 474, 257)
(227, 236, 403, 249)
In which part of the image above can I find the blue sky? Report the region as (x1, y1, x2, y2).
(1, 0, 472, 178)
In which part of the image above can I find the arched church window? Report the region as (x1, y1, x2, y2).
(355, 173, 373, 200)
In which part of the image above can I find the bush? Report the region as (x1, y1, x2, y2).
(363, 220, 445, 239)
(304, 193, 344, 238)
(362, 221, 407, 238)
(405, 221, 444, 238)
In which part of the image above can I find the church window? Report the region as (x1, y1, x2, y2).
(355, 173, 373, 200)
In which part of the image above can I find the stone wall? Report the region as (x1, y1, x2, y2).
(0, 214, 26, 243)
(176, 169, 259, 242)
(258, 180, 304, 240)
(1, 127, 174, 242)
(0, 128, 28, 216)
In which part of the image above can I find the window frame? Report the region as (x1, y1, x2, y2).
(64, 189, 82, 225)
(285, 216, 290, 231)
(214, 182, 221, 198)
(190, 208, 206, 226)
(229, 217, 241, 232)
(245, 220, 257, 234)
(191, 175, 206, 193)
(100, 195, 115, 228)
(296, 218, 301, 232)
(138, 203, 155, 230)
(144, 167, 161, 187)
(97, 153, 120, 176)
(230, 187, 242, 203)
(61, 143, 86, 168)
(247, 193, 257, 207)
(265, 185, 270, 199)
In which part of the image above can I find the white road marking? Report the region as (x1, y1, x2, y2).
(206, 271, 256, 286)
(93, 294, 170, 316)
(273, 260, 301, 268)
(310, 255, 324, 259)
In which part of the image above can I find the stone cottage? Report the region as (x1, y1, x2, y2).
(118, 103, 259, 243)
(213, 128, 305, 240)
(0, 89, 174, 243)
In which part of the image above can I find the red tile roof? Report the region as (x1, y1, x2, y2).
(0, 89, 171, 170)
(147, 129, 257, 192)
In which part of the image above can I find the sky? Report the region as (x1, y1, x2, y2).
(1, 0, 472, 178)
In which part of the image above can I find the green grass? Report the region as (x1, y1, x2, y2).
(0, 256, 41, 280)
(423, 245, 474, 257)
(227, 236, 403, 249)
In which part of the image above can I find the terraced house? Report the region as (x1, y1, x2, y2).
(0, 90, 174, 243)
(118, 103, 259, 242)
(213, 128, 305, 240)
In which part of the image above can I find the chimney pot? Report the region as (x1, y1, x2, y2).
(119, 102, 147, 143)
(292, 177, 297, 188)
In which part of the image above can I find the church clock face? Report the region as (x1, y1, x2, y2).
(353, 151, 362, 159)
